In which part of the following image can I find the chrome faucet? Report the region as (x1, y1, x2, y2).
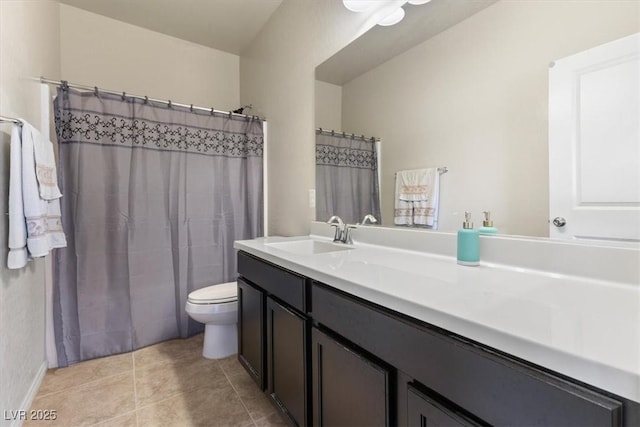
(327, 216, 345, 242)
(327, 216, 357, 244)
(360, 214, 378, 225)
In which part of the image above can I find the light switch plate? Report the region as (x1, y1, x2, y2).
(309, 189, 316, 208)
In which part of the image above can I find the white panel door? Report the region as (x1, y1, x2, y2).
(549, 33, 640, 242)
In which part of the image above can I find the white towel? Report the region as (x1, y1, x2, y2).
(394, 168, 440, 228)
(33, 128, 62, 200)
(7, 121, 67, 267)
(7, 124, 28, 269)
(22, 122, 67, 256)
(397, 168, 430, 202)
(394, 177, 414, 226)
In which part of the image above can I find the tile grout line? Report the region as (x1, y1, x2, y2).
(35, 368, 134, 400)
(220, 362, 260, 427)
(132, 351, 140, 427)
(84, 409, 138, 427)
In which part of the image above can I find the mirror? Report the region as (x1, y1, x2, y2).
(315, 0, 639, 238)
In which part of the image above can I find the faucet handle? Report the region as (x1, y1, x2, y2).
(329, 223, 343, 242)
(327, 215, 345, 242)
(343, 224, 358, 244)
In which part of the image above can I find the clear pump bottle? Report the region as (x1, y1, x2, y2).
(457, 212, 479, 266)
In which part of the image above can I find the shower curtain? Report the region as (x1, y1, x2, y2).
(53, 87, 263, 366)
(316, 132, 381, 224)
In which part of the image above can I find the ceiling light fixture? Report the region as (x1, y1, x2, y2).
(377, 7, 405, 26)
(342, 0, 377, 12)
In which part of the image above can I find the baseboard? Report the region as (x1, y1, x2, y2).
(10, 361, 47, 427)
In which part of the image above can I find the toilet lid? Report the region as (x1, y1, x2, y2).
(188, 282, 237, 304)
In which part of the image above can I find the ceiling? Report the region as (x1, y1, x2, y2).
(60, 0, 283, 55)
(60, 0, 496, 82)
(316, 0, 497, 86)
(316, 0, 497, 85)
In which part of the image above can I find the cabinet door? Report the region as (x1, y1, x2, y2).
(407, 384, 481, 427)
(238, 278, 265, 390)
(312, 327, 391, 427)
(266, 297, 308, 426)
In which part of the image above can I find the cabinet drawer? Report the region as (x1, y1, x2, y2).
(312, 283, 623, 427)
(407, 383, 482, 427)
(238, 251, 307, 312)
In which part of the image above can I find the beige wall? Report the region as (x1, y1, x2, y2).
(60, 4, 240, 111)
(341, 0, 639, 236)
(0, 0, 61, 422)
(315, 80, 342, 131)
(241, 0, 406, 236)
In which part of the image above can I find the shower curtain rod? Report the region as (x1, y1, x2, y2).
(316, 127, 381, 142)
(39, 77, 265, 121)
(0, 115, 22, 125)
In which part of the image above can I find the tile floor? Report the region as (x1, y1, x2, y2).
(26, 334, 288, 427)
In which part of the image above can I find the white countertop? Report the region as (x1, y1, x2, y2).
(235, 234, 640, 403)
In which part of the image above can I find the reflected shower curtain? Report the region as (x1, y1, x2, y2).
(316, 133, 381, 224)
(53, 87, 263, 366)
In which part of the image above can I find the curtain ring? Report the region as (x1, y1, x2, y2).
(331, 130, 335, 136)
(144, 96, 148, 104)
(342, 132, 346, 138)
(319, 127, 323, 133)
(210, 108, 214, 115)
(94, 86, 99, 96)
(228, 111, 232, 118)
(361, 134, 365, 140)
(61, 80, 69, 91)
(190, 104, 194, 112)
(121, 92, 126, 101)
(351, 133, 355, 139)
(168, 100, 172, 109)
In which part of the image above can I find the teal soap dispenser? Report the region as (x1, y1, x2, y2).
(457, 212, 479, 266)
(478, 211, 498, 235)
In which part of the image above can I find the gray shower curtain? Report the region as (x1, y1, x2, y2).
(53, 87, 263, 366)
(316, 132, 381, 224)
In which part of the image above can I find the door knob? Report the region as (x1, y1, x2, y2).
(552, 217, 566, 227)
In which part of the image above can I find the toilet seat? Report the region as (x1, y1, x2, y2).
(188, 282, 237, 304)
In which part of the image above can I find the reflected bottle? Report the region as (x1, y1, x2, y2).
(478, 211, 498, 235)
(457, 212, 479, 266)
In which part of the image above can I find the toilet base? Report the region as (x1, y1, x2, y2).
(202, 323, 237, 359)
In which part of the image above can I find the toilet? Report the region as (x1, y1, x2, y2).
(185, 281, 238, 359)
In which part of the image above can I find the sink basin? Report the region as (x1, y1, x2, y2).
(266, 239, 353, 255)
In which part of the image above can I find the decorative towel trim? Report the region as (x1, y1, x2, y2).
(26, 214, 63, 237)
(36, 165, 58, 187)
(400, 185, 430, 201)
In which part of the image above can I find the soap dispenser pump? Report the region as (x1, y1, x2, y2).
(478, 211, 498, 235)
(457, 212, 479, 266)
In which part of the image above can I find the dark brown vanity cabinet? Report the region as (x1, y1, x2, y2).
(237, 278, 265, 390)
(237, 251, 310, 426)
(237, 251, 637, 427)
(311, 327, 392, 427)
(266, 296, 309, 426)
(311, 282, 627, 427)
(406, 383, 481, 427)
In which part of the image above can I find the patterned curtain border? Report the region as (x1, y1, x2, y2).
(316, 144, 377, 170)
(54, 108, 263, 159)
